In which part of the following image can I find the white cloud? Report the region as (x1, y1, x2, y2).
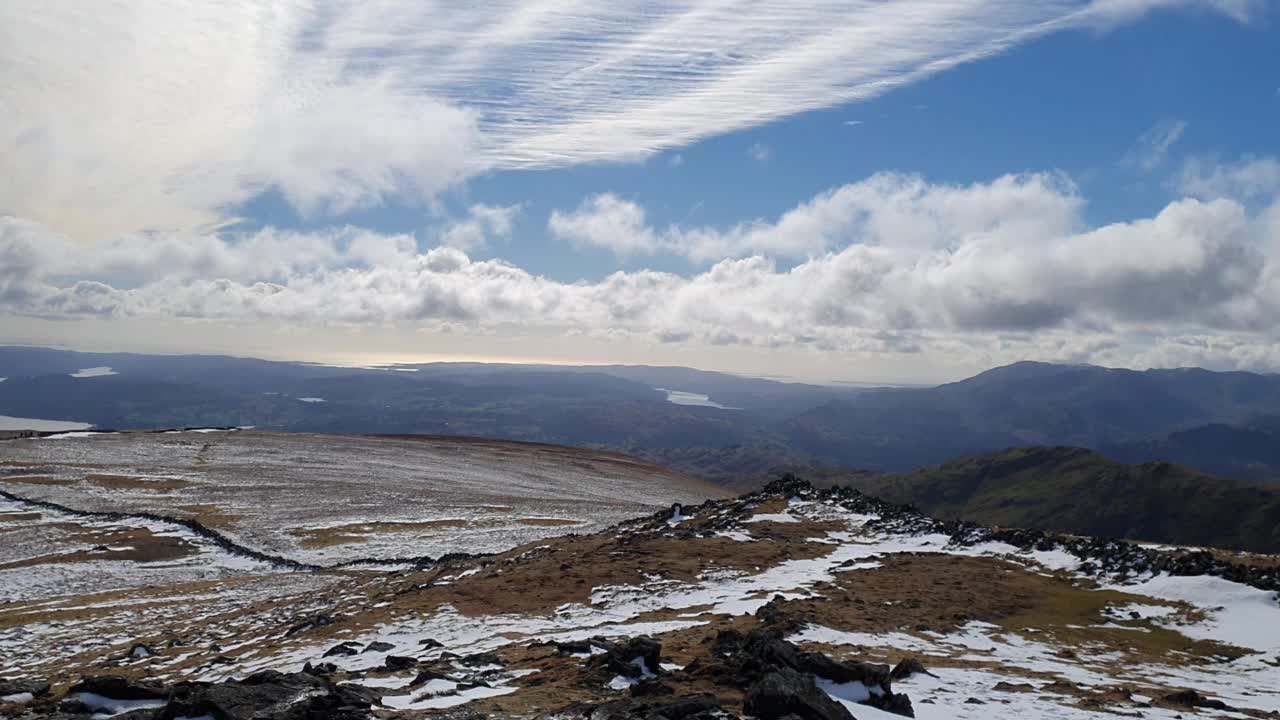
(1124, 118, 1188, 172)
(1177, 156, 1280, 202)
(549, 194, 660, 256)
(549, 172, 1082, 262)
(1079, 0, 1268, 26)
(5, 171, 1280, 374)
(3, 1, 1258, 238)
(748, 143, 772, 164)
(0, 1, 477, 239)
(439, 204, 521, 251)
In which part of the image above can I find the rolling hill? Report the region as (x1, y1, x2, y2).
(822, 446, 1280, 553)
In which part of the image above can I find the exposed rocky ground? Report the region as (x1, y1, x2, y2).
(2, 456, 1279, 718)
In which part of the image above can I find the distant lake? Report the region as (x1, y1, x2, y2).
(0, 416, 94, 432)
(657, 388, 740, 410)
(70, 366, 118, 378)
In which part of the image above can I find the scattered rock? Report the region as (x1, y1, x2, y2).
(127, 643, 156, 660)
(162, 670, 380, 720)
(890, 658, 933, 680)
(689, 630, 913, 717)
(590, 694, 724, 720)
(0, 679, 51, 699)
(361, 641, 395, 654)
(1162, 689, 1230, 711)
(993, 681, 1037, 693)
(68, 676, 168, 701)
(459, 651, 503, 668)
(284, 614, 334, 637)
(588, 637, 662, 678)
(744, 668, 854, 720)
(417, 638, 444, 649)
(384, 655, 417, 671)
(410, 668, 452, 687)
(323, 642, 361, 658)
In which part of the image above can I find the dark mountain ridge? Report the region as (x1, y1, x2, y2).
(4, 347, 1280, 484)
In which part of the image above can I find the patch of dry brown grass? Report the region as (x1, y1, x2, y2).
(0, 525, 197, 571)
(289, 519, 471, 548)
(517, 518, 583, 527)
(86, 474, 193, 491)
(175, 504, 241, 529)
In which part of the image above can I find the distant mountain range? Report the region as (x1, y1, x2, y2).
(2, 346, 1279, 485)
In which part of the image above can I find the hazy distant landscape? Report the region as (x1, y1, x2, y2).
(5, 346, 1280, 487)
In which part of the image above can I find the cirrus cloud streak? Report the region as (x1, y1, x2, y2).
(1, 0, 1257, 238)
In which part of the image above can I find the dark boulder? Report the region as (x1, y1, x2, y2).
(589, 637, 662, 678)
(797, 652, 890, 688)
(0, 679, 51, 698)
(743, 668, 854, 720)
(410, 668, 452, 687)
(323, 643, 361, 658)
(578, 694, 725, 720)
(159, 670, 379, 720)
(68, 676, 168, 701)
(459, 651, 503, 668)
(126, 644, 157, 660)
(384, 655, 417, 671)
(1163, 689, 1230, 711)
(361, 641, 395, 654)
(889, 658, 933, 681)
(283, 614, 334, 637)
(691, 630, 914, 718)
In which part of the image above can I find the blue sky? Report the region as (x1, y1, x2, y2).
(237, 5, 1279, 282)
(2, 1, 1279, 382)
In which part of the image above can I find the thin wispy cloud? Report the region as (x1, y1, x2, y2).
(748, 143, 772, 164)
(1124, 118, 1189, 172)
(1177, 156, 1280, 201)
(2, 0, 1250, 238)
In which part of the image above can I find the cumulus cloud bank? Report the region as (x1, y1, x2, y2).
(5, 168, 1280, 372)
(0, 0, 1251, 238)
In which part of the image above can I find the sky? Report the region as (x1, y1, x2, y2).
(1, 0, 1278, 384)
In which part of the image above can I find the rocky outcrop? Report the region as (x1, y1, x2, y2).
(43, 671, 380, 720)
(750, 476, 1280, 596)
(587, 637, 663, 679)
(744, 668, 854, 720)
(161, 670, 379, 720)
(0, 678, 51, 699)
(548, 695, 725, 720)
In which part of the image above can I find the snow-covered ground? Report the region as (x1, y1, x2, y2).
(0, 431, 727, 563)
(1, 457, 1275, 718)
(205, 495, 1280, 716)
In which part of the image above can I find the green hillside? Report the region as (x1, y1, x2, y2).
(834, 446, 1280, 553)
